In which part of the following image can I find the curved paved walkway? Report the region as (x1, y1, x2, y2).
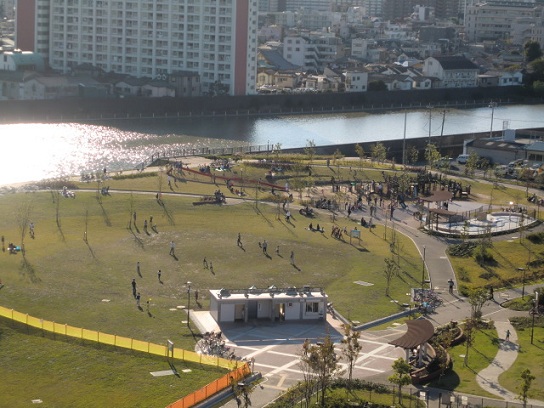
(476, 321, 521, 402)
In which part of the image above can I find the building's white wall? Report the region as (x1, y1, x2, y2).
(284, 301, 301, 320)
(220, 303, 236, 322)
(257, 300, 272, 319)
(210, 297, 219, 322)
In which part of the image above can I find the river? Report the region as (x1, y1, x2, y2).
(2, 104, 544, 187)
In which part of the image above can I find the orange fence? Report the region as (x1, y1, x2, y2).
(0, 306, 251, 407)
(166, 363, 251, 408)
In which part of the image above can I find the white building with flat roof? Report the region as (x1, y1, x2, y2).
(209, 286, 328, 324)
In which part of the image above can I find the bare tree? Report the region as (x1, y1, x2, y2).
(304, 139, 316, 163)
(463, 318, 476, 367)
(354, 144, 365, 168)
(274, 142, 282, 161)
(383, 256, 398, 296)
(17, 200, 33, 250)
(341, 324, 362, 384)
(468, 288, 488, 320)
(298, 344, 318, 407)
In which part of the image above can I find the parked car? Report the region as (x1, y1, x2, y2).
(457, 154, 469, 164)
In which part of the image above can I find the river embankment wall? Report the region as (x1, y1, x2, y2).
(0, 86, 538, 122)
(280, 131, 484, 163)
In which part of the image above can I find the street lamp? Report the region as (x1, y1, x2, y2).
(489, 102, 498, 138)
(421, 245, 426, 290)
(186, 281, 192, 328)
(426, 105, 433, 170)
(531, 291, 539, 345)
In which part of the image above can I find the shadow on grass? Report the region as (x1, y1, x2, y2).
(428, 369, 461, 391)
(160, 201, 176, 226)
(471, 346, 494, 364)
(20, 256, 40, 283)
(129, 227, 144, 249)
(84, 240, 97, 260)
(96, 197, 112, 227)
(277, 218, 297, 236)
(168, 361, 181, 378)
(56, 221, 65, 242)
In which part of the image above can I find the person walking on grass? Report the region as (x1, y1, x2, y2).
(169, 240, 175, 256)
(157, 269, 162, 282)
(237, 233, 242, 247)
(136, 292, 141, 308)
(290, 251, 295, 265)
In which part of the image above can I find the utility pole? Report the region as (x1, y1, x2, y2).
(489, 102, 498, 138)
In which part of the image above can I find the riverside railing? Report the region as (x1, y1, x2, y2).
(0, 97, 530, 124)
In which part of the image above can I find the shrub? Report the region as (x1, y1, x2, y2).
(475, 248, 497, 267)
(526, 232, 544, 244)
(447, 242, 477, 257)
(458, 267, 471, 282)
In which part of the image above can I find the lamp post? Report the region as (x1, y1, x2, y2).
(426, 105, 433, 170)
(531, 291, 539, 345)
(421, 245, 426, 290)
(489, 102, 497, 138)
(186, 281, 192, 328)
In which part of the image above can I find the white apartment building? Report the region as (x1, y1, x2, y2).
(464, 0, 540, 42)
(16, 0, 258, 96)
(351, 37, 368, 59)
(283, 34, 343, 71)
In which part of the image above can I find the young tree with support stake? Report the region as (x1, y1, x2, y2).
(518, 368, 535, 408)
(388, 358, 412, 405)
(341, 324, 362, 384)
(300, 334, 339, 407)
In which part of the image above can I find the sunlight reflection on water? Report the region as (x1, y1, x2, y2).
(1, 122, 237, 186)
(3, 104, 544, 186)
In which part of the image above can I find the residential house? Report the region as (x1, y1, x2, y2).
(0, 49, 44, 72)
(141, 80, 176, 98)
(114, 77, 150, 97)
(422, 56, 479, 88)
(479, 70, 523, 87)
(344, 70, 368, 92)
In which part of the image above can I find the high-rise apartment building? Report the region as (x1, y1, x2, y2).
(15, 0, 258, 96)
(284, 0, 331, 12)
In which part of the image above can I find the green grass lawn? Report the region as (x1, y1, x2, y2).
(428, 326, 499, 398)
(499, 324, 544, 401)
(0, 169, 424, 406)
(0, 322, 226, 408)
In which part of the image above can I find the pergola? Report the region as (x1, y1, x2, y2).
(389, 319, 435, 367)
(419, 191, 454, 228)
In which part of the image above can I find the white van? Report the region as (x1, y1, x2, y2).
(457, 154, 469, 164)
